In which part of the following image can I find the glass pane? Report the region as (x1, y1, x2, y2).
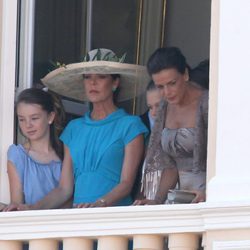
(91, 0, 140, 63)
(32, 0, 142, 115)
(33, 0, 86, 84)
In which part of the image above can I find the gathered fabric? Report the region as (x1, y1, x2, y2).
(60, 108, 148, 205)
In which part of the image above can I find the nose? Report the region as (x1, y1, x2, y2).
(163, 85, 172, 99)
(25, 119, 33, 128)
(83, 75, 97, 86)
(89, 75, 97, 85)
(151, 106, 157, 118)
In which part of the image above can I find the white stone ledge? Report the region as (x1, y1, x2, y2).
(202, 200, 250, 231)
(0, 201, 250, 240)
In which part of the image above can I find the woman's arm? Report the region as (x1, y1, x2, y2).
(133, 167, 178, 205)
(76, 134, 144, 208)
(154, 167, 178, 203)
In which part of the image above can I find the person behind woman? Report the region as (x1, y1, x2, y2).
(7, 48, 149, 210)
(134, 47, 208, 205)
(133, 81, 162, 199)
(190, 59, 209, 90)
(140, 80, 162, 135)
(2, 88, 66, 211)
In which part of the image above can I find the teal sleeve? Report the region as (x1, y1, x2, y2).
(123, 116, 148, 145)
(60, 121, 74, 147)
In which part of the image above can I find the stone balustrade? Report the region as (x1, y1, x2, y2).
(0, 201, 250, 250)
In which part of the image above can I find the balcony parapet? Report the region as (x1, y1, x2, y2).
(1, 201, 250, 241)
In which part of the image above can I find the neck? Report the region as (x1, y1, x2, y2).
(26, 136, 52, 154)
(91, 101, 117, 120)
(176, 83, 196, 107)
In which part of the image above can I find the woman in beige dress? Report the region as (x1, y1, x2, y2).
(134, 47, 208, 205)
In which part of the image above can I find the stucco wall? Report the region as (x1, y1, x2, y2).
(0, 0, 3, 69)
(206, 229, 250, 249)
(207, 0, 250, 203)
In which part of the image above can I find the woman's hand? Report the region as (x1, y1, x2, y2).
(133, 199, 160, 205)
(73, 199, 107, 208)
(0, 202, 7, 212)
(191, 190, 206, 203)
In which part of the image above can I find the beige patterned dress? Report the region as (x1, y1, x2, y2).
(142, 87, 208, 200)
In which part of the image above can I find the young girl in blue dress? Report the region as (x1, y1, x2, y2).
(3, 88, 66, 211)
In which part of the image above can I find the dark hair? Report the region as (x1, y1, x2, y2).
(111, 74, 120, 80)
(190, 59, 209, 89)
(147, 47, 187, 76)
(111, 74, 121, 104)
(16, 88, 66, 160)
(146, 80, 157, 92)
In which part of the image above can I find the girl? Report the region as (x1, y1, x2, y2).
(3, 88, 66, 211)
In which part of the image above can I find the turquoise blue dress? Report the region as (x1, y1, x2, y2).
(60, 109, 148, 206)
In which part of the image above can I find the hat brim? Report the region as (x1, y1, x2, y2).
(41, 61, 150, 102)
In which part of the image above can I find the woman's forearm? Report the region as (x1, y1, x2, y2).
(154, 167, 178, 204)
(99, 181, 133, 206)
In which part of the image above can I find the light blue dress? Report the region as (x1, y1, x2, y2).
(60, 108, 148, 206)
(7, 144, 62, 205)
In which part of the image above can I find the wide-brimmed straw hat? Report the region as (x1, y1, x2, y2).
(41, 48, 150, 102)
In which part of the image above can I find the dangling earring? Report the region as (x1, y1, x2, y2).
(112, 86, 117, 92)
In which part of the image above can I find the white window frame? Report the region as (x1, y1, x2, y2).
(0, 0, 218, 203)
(0, 0, 18, 202)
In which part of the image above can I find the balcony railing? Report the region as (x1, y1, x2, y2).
(0, 201, 250, 250)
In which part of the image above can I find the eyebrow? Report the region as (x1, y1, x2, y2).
(166, 79, 177, 84)
(17, 113, 41, 117)
(157, 79, 176, 86)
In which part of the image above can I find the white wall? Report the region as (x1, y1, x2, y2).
(207, 0, 250, 202)
(0, 0, 17, 202)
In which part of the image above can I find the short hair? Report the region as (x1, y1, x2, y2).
(147, 47, 187, 76)
(190, 59, 209, 89)
(146, 80, 157, 92)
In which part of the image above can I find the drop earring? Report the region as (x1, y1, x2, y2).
(112, 86, 117, 92)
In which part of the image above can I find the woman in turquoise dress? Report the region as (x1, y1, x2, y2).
(61, 106, 146, 206)
(16, 48, 149, 210)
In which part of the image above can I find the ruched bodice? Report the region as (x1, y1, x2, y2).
(161, 128, 206, 190)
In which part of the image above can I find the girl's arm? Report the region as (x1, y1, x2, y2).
(2, 161, 23, 211)
(29, 145, 74, 210)
(4, 145, 73, 211)
(7, 161, 24, 204)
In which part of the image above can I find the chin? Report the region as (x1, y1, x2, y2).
(166, 99, 176, 104)
(87, 97, 100, 103)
